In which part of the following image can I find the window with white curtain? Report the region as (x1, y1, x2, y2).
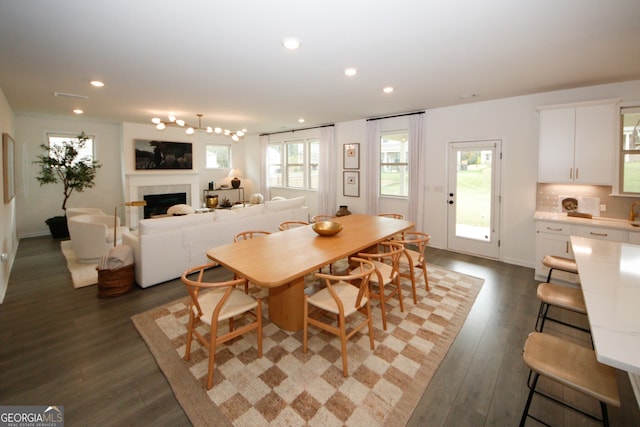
(379, 131, 409, 197)
(267, 137, 319, 190)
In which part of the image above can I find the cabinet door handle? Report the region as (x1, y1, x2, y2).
(546, 226, 563, 232)
(569, 168, 573, 179)
(590, 231, 608, 237)
(566, 241, 569, 253)
(575, 168, 579, 180)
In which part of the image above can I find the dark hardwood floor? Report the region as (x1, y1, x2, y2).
(1, 236, 639, 426)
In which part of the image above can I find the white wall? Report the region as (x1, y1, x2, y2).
(0, 89, 17, 302)
(15, 116, 124, 237)
(9, 79, 640, 273)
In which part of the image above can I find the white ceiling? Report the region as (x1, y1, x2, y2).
(1, 0, 639, 136)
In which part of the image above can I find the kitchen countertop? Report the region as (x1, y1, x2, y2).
(534, 211, 640, 232)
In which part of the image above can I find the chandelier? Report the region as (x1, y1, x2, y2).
(151, 114, 246, 142)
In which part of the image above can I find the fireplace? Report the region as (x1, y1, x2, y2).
(143, 192, 187, 218)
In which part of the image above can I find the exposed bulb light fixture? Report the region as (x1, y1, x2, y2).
(73, 109, 83, 114)
(90, 80, 104, 87)
(344, 67, 357, 77)
(150, 114, 246, 141)
(383, 86, 394, 94)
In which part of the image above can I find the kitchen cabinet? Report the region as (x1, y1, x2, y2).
(534, 215, 639, 283)
(538, 100, 617, 185)
(535, 221, 575, 282)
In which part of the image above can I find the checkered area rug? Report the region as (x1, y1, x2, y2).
(132, 264, 483, 427)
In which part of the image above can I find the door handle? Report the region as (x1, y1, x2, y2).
(448, 200, 454, 204)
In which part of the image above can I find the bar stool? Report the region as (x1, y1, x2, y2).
(520, 332, 620, 426)
(542, 255, 579, 283)
(535, 282, 590, 334)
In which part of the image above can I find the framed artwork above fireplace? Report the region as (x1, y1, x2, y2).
(135, 139, 193, 170)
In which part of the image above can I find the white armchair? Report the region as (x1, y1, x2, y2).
(66, 207, 107, 219)
(68, 214, 128, 263)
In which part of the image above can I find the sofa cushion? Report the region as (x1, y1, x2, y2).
(213, 209, 237, 222)
(138, 211, 215, 234)
(232, 204, 265, 218)
(264, 196, 305, 212)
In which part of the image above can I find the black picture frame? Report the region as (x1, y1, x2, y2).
(135, 139, 193, 170)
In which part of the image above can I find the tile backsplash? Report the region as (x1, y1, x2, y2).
(536, 183, 640, 220)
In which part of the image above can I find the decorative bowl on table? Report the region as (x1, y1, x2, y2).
(312, 221, 343, 236)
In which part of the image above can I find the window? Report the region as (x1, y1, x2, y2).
(47, 133, 95, 165)
(205, 144, 231, 169)
(267, 137, 319, 190)
(621, 107, 640, 194)
(380, 131, 409, 197)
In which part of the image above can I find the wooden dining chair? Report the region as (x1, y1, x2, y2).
(311, 214, 335, 223)
(234, 230, 271, 241)
(377, 213, 405, 220)
(304, 257, 376, 377)
(181, 262, 262, 390)
(278, 221, 309, 231)
(395, 231, 431, 303)
(353, 241, 405, 330)
(233, 230, 271, 292)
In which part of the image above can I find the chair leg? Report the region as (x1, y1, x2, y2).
(338, 314, 349, 377)
(395, 276, 405, 313)
(376, 282, 388, 331)
(256, 298, 263, 358)
(366, 299, 375, 350)
(535, 302, 549, 332)
(519, 372, 540, 427)
(184, 313, 195, 361)
(207, 320, 220, 390)
(420, 265, 429, 292)
(546, 268, 554, 283)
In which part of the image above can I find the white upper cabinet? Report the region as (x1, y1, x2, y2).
(538, 100, 617, 185)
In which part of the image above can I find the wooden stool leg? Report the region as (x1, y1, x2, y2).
(519, 372, 540, 427)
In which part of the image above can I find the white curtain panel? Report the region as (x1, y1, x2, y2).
(408, 114, 425, 230)
(318, 126, 337, 215)
(259, 134, 270, 201)
(365, 120, 381, 214)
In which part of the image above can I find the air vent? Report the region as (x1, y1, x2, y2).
(53, 91, 88, 100)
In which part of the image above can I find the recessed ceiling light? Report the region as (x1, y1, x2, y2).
(282, 37, 301, 50)
(73, 109, 83, 114)
(383, 86, 394, 94)
(90, 80, 104, 87)
(344, 67, 357, 77)
(298, 118, 305, 123)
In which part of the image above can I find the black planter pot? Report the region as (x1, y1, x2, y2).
(45, 216, 69, 239)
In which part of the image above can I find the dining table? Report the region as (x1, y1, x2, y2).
(570, 236, 640, 406)
(206, 214, 414, 332)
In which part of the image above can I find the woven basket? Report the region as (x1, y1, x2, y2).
(97, 264, 134, 298)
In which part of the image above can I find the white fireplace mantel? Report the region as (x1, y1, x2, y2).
(125, 172, 200, 228)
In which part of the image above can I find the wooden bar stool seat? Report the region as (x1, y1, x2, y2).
(542, 255, 579, 282)
(520, 332, 620, 426)
(535, 282, 590, 334)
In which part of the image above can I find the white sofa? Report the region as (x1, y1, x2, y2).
(122, 196, 309, 288)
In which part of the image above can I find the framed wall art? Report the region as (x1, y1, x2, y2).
(343, 143, 359, 169)
(343, 171, 359, 197)
(134, 139, 193, 170)
(3, 132, 15, 203)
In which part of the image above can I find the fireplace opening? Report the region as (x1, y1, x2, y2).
(144, 192, 187, 218)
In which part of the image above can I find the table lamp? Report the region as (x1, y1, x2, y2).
(228, 168, 243, 189)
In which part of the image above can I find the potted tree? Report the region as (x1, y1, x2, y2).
(34, 132, 101, 238)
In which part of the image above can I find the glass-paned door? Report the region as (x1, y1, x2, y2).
(447, 140, 501, 259)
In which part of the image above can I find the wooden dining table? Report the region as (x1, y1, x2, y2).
(206, 214, 414, 332)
